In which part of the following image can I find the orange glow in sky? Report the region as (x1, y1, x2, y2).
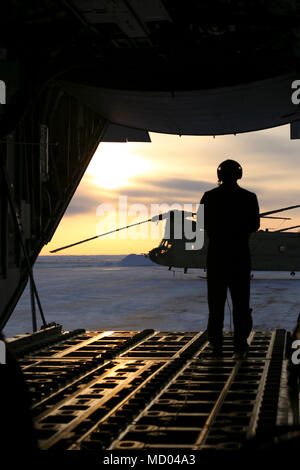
(41, 125, 300, 256)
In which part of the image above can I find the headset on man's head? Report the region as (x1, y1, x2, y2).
(217, 159, 242, 182)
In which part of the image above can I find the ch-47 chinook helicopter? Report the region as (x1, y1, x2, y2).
(51, 203, 300, 274)
(147, 204, 300, 273)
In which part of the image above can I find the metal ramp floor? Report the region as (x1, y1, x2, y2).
(8, 327, 298, 452)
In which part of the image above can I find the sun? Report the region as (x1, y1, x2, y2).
(86, 143, 150, 189)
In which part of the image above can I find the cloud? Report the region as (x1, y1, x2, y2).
(233, 129, 300, 168)
(124, 177, 212, 198)
(65, 177, 214, 216)
(65, 124, 300, 221)
(146, 177, 213, 193)
(66, 168, 300, 221)
(65, 190, 112, 216)
(256, 187, 300, 210)
(116, 179, 213, 207)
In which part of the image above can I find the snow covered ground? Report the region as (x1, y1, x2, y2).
(3, 255, 300, 338)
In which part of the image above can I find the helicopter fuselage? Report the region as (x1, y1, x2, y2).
(148, 230, 300, 272)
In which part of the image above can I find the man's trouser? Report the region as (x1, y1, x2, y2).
(206, 267, 252, 351)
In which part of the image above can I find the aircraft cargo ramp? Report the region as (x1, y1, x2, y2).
(6, 326, 300, 453)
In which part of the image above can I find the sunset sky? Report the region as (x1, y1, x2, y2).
(41, 123, 300, 256)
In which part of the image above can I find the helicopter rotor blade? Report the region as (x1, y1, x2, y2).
(50, 209, 194, 253)
(260, 216, 291, 220)
(50, 205, 300, 253)
(51, 212, 177, 253)
(50, 217, 153, 253)
(273, 224, 300, 232)
(151, 210, 195, 221)
(191, 204, 300, 218)
(260, 204, 300, 217)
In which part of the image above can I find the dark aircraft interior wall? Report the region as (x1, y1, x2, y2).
(0, 84, 107, 330)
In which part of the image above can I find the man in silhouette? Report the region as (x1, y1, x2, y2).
(200, 159, 260, 357)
